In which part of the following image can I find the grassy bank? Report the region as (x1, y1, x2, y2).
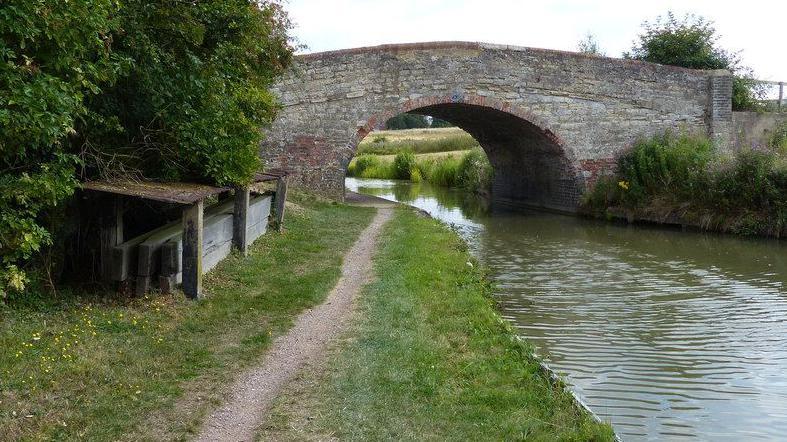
(348, 148, 493, 193)
(583, 130, 787, 237)
(357, 127, 478, 155)
(261, 208, 614, 441)
(0, 195, 375, 440)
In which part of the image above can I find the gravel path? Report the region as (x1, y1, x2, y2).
(195, 207, 393, 442)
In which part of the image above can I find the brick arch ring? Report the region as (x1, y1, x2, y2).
(350, 94, 583, 179)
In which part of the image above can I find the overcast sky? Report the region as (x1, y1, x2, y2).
(286, 0, 786, 88)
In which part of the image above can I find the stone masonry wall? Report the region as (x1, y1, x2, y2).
(261, 42, 733, 211)
(732, 111, 787, 150)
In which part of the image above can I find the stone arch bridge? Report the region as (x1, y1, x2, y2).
(262, 42, 733, 212)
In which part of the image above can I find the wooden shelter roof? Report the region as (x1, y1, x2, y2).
(82, 170, 288, 205)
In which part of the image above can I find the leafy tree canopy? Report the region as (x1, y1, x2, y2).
(0, 0, 294, 300)
(385, 113, 429, 130)
(625, 12, 761, 111)
(431, 118, 454, 128)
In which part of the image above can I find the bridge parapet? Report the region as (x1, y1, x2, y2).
(262, 42, 734, 211)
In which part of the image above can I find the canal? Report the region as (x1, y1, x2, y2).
(346, 177, 787, 441)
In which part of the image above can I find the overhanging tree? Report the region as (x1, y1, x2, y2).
(0, 0, 294, 300)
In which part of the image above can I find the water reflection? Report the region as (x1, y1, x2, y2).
(346, 177, 787, 441)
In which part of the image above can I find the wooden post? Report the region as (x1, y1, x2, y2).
(274, 175, 288, 232)
(159, 240, 180, 294)
(779, 82, 784, 111)
(100, 197, 123, 283)
(182, 199, 204, 299)
(233, 187, 250, 256)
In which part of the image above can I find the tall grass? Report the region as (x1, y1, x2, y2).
(347, 149, 493, 193)
(456, 148, 493, 191)
(583, 130, 787, 237)
(346, 155, 394, 179)
(772, 120, 787, 154)
(419, 156, 461, 187)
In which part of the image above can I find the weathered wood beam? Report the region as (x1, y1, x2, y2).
(182, 199, 204, 299)
(159, 240, 180, 294)
(233, 187, 250, 256)
(274, 176, 288, 232)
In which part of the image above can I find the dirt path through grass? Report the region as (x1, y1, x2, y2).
(195, 206, 393, 442)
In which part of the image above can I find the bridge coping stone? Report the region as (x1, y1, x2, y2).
(264, 41, 736, 211)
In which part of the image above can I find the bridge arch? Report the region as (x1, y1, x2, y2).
(261, 42, 734, 212)
(351, 95, 583, 211)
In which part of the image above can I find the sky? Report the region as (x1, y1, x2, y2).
(285, 0, 786, 92)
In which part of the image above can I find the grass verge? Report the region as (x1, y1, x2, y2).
(0, 194, 375, 441)
(260, 208, 614, 441)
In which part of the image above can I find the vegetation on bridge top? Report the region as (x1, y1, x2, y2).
(624, 12, 763, 111)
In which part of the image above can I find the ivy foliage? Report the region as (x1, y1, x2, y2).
(0, 0, 294, 300)
(626, 12, 762, 111)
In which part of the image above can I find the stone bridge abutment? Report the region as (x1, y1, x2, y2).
(261, 42, 734, 212)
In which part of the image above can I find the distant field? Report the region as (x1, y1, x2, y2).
(357, 127, 479, 155)
(375, 150, 467, 162)
(361, 127, 468, 143)
(347, 150, 468, 171)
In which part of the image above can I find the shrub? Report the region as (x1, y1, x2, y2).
(617, 131, 712, 206)
(83, 0, 294, 185)
(710, 150, 778, 211)
(0, 0, 122, 300)
(582, 176, 623, 214)
(456, 148, 492, 192)
(771, 121, 787, 153)
(425, 157, 461, 187)
(348, 155, 381, 177)
(393, 151, 417, 180)
(583, 129, 787, 236)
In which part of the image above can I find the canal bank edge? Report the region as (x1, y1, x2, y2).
(582, 207, 787, 239)
(415, 201, 620, 439)
(259, 202, 615, 440)
(350, 188, 617, 438)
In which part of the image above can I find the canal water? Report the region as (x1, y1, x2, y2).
(346, 177, 787, 441)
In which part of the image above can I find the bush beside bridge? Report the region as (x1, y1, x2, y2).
(582, 128, 787, 237)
